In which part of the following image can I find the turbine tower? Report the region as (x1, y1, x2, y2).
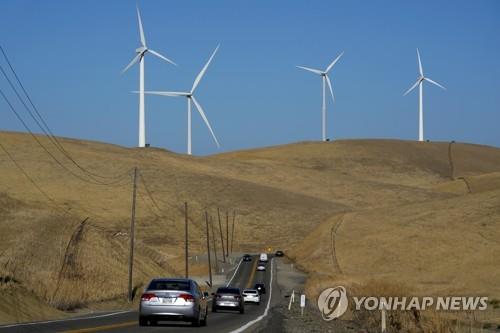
(404, 49, 446, 142)
(296, 52, 344, 141)
(122, 6, 176, 148)
(142, 45, 220, 155)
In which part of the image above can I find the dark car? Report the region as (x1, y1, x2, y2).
(275, 250, 284, 257)
(254, 283, 266, 295)
(139, 278, 209, 327)
(243, 254, 252, 262)
(212, 287, 244, 314)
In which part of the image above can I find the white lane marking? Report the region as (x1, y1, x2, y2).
(226, 257, 244, 286)
(0, 310, 134, 328)
(228, 258, 274, 333)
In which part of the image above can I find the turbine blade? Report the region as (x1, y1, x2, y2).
(191, 45, 219, 93)
(326, 51, 344, 73)
(138, 90, 189, 97)
(404, 80, 420, 96)
(325, 75, 335, 103)
(417, 48, 423, 76)
(136, 6, 146, 47)
(296, 66, 322, 75)
(148, 49, 177, 66)
(122, 53, 141, 73)
(425, 77, 446, 90)
(191, 96, 220, 148)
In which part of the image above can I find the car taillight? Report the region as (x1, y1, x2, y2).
(235, 295, 241, 300)
(141, 293, 156, 301)
(179, 293, 195, 302)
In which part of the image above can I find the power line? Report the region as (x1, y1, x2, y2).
(0, 142, 63, 211)
(0, 45, 131, 185)
(0, 87, 130, 187)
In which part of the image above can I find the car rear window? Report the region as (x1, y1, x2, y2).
(244, 290, 257, 294)
(217, 288, 240, 294)
(148, 280, 190, 291)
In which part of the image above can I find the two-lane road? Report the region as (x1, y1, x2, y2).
(0, 255, 278, 333)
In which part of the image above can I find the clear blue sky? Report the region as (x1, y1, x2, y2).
(1, 0, 499, 155)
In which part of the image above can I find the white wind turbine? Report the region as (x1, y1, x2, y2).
(122, 6, 176, 148)
(297, 52, 344, 141)
(404, 49, 446, 142)
(142, 45, 220, 155)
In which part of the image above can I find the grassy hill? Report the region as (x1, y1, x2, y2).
(1, 131, 500, 323)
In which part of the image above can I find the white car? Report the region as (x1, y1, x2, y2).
(242, 289, 260, 304)
(257, 264, 266, 271)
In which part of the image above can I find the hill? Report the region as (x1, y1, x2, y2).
(1, 131, 500, 323)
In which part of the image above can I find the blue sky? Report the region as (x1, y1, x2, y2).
(1, 0, 499, 155)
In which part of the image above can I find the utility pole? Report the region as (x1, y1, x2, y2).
(205, 211, 212, 287)
(128, 167, 138, 302)
(226, 211, 229, 257)
(231, 210, 236, 254)
(210, 215, 219, 272)
(185, 202, 189, 278)
(217, 208, 226, 263)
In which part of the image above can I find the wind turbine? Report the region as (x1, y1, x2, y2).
(296, 52, 344, 141)
(404, 49, 446, 142)
(122, 6, 176, 148)
(142, 45, 220, 155)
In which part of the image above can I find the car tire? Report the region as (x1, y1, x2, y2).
(139, 316, 148, 326)
(201, 308, 208, 326)
(192, 311, 201, 327)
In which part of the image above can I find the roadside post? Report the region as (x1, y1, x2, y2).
(381, 299, 387, 332)
(300, 294, 306, 316)
(288, 290, 295, 310)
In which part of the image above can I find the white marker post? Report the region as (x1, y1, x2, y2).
(300, 294, 306, 316)
(381, 299, 387, 332)
(288, 290, 295, 311)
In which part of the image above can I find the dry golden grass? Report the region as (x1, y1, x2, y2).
(1, 131, 500, 324)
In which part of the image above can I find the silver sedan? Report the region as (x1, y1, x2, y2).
(139, 278, 209, 327)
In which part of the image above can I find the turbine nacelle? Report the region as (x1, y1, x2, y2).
(136, 46, 147, 54)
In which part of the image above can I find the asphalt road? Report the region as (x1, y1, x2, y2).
(0, 255, 278, 333)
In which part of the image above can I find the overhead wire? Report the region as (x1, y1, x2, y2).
(0, 45, 131, 186)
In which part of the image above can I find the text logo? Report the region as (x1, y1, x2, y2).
(317, 286, 349, 320)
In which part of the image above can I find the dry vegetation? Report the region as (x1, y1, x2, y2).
(1, 131, 500, 328)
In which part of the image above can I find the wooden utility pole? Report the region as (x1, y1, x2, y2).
(185, 202, 189, 278)
(128, 167, 138, 302)
(226, 211, 229, 257)
(231, 211, 236, 254)
(217, 208, 226, 263)
(205, 211, 212, 287)
(210, 215, 219, 272)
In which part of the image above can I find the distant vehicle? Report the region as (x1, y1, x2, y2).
(139, 278, 208, 327)
(243, 254, 252, 262)
(257, 264, 266, 271)
(254, 283, 266, 294)
(259, 253, 268, 262)
(242, 289, 261, 304)
(275, 250, 284, 257)
(212, 287, 244, 314)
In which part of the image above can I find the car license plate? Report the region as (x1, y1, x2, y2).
(161, 298, 174, 304)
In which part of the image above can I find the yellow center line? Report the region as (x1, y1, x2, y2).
(59, 320, 136, 333)
(245, 257, 259, 289)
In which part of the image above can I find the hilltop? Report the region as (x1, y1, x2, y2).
(1, 131, 500, 323)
